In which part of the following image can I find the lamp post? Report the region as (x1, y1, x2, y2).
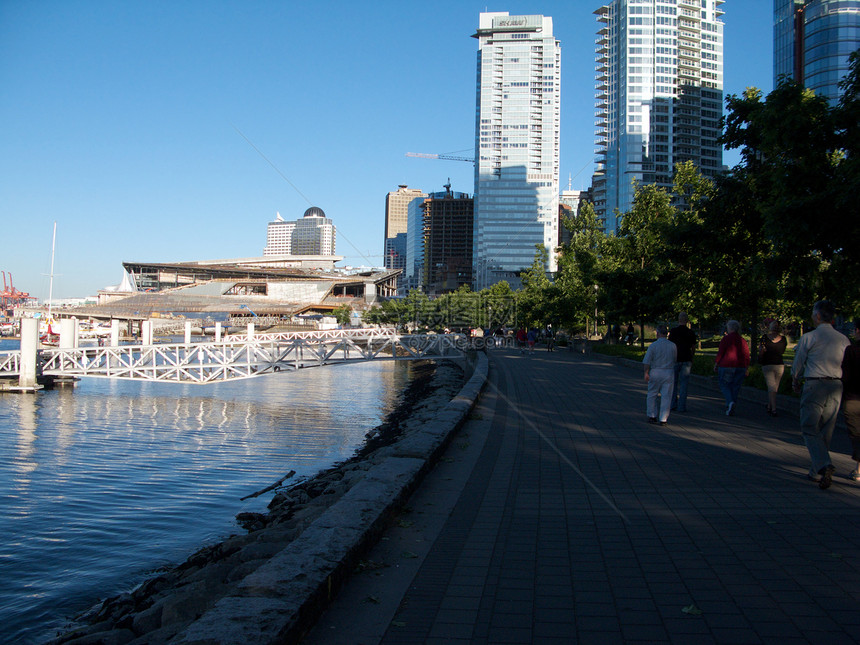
(593, 284, 599, 339)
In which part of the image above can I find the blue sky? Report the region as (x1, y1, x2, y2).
(0, 0, 773, 300)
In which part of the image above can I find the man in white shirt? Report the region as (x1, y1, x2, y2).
(792, 300, 851, 489)
(643, 325, 677, 426)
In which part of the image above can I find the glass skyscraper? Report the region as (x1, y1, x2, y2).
(774, 0, 860, 103)
(472, 12, 561, 289)
(592, 0, 724, 232)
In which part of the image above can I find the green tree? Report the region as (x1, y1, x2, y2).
(555, 201, 608, 332)
(518, 244, 556, 328)
(606, 182, 676, 345)
(331, 304, 352, 326)
(720, 71, 859, 311)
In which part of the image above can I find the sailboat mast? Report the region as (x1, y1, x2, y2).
(47, 221, 56, 320)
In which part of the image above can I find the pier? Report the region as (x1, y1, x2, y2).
(0, 322, 466, 390)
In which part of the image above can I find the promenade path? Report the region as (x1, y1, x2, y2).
(304, 348, 860, 645)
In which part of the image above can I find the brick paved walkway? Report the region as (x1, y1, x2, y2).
(304, 349, 860, 645)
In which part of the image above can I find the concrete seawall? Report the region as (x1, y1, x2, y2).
(52, 353, 488, 645)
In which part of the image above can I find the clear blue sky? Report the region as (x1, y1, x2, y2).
(0, 0, 773, 300)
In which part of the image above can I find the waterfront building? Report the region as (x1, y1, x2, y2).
(592, 0, 725, 232)
(774, 0, 860, 103)
(384, 185, 426, 270)
(264, 207, 336, 257)
(423, 184, 474, 295)
(472, 12, 561, 289)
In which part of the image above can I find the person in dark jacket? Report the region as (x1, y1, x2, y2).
(668, 312, 697, 413)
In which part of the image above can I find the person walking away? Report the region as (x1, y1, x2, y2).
(714, 320, 750, 416)
(841, 319, 860, 482)
(668, 312, 697, 412)
(643, 325, 677, 426)
(546, 324, 555, 351)
(526, 328, 537, 354)
(792, 300, 850, 489)
(759, 320, 788, 417)
(516, 327, 527, 354)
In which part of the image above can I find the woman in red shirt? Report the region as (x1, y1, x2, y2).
(714, 320, 750, 416)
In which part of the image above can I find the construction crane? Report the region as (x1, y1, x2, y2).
(406, 152, 475, 164)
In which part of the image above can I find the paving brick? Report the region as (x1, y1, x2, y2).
(301, 351, 860, 645)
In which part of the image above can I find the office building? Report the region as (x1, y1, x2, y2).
(774, 0, 860, 103)
(263, 207, 336, 257)
(384, 185, 426, 271)
(472, 12, 561, 289)
(592, 0, 725, 232)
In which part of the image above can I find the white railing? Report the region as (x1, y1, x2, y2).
(34, 333, 465, 384)
(226, 327, 398, 343)
(0, 351, 20, 377)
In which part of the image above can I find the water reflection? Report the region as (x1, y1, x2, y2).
(0, 360, 413, 644)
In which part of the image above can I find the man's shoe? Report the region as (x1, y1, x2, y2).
(659, 421, 667, 426)
(726, 402, 735, 416)
(648, 417, 658, 424)
(819, 465, 835, 490)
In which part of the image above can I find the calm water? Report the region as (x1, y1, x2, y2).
(0, 339, 413, 643)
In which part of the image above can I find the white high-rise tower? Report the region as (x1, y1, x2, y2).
(592, 0, 725, 232)
(472, 12, 561, 289)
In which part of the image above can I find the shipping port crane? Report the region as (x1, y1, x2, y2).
(1, 271, 34, 309)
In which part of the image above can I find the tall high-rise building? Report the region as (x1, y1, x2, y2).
(592, 0, 725, 232)
(472, 12, 561, 290)
(384, 185, 426, 271)
(774, 0, 860, 103)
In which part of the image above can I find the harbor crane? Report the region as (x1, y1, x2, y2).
(405, 152, 475, 164)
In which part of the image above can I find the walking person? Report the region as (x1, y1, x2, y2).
(714, 320, 750, 416)
(545, 324, 555, 351)
(759, 320, 788, 417)
(516, 327, 527, 354)
(643, 325, 677, 426)
(843, 320, 860, 482)
(791, 300, 850, 489)
(526, 328, 537, 354)
(668, 312, 697, 412)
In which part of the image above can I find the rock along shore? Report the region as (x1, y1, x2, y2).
(50, 352, 488, 645)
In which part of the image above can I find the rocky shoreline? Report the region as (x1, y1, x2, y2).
(48, 359, 471, 645)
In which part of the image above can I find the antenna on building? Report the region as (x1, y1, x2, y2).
(567, 173, 572, 191)
(444, 178, 452, 195)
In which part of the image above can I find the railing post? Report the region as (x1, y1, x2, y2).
(215, 322, 222, 343)
(59, 318, 76, 349)
(184, 320, 192, 345)
(142, 320, 153, 346)
(110, 319, 120, 347)
(247, 323, 255, 342)
(19, 318, 38, 390)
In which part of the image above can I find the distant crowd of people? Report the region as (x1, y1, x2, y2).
(641, 300, 860, 490)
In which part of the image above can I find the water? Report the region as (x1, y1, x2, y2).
(0, 341, 414, 643)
